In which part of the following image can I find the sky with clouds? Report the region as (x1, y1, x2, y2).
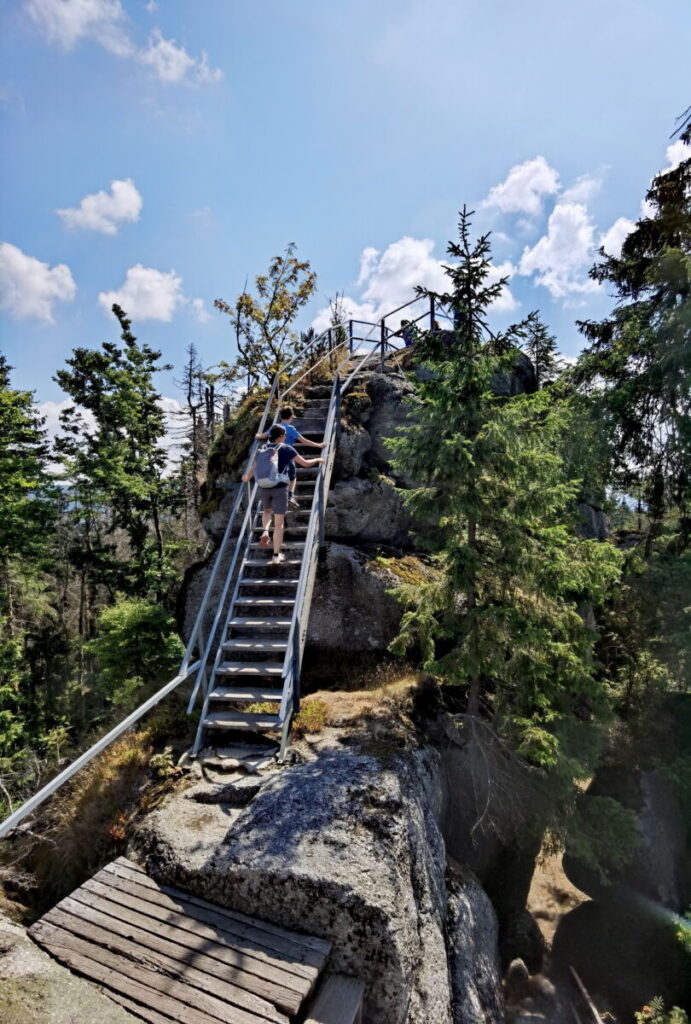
(1, 0, 689, 444)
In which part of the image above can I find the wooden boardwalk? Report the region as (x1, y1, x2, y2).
(29, 857, 333, 1024)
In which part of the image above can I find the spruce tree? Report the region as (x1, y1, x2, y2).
(55, 306, 176, 602)
(577, 136, 691, 548)
(388, 212, 621, 766)
(519, 310, 562, 388)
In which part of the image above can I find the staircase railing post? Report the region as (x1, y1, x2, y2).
(292, 619, 301, 713)
(430, 294, 435, 332)
(348, 319, 353, 355)
(380, 319, 386, 371)
(317, 471, 326, 546)
(335, 375, 342, 439)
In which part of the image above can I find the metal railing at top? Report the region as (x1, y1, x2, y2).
(0, 290, 443, 838)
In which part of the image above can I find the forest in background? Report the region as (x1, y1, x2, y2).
(0, 129, 689, 950)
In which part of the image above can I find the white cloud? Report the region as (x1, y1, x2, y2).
(38, 396, 183, 471)
(189, 297, 211, 323)
(56, 177, 142, 235)
(562, 172, 603, 204)
(313, 236, 517, 331)
(486, 261, 520, 312)
(139, 29, 222, 85)
(0, 242, 76, 322)
(518, 202, 600, 302)
(99, 264, 183, 321)
(25, 0, 132, 56)
(25, 0, 222, 84)
(145, 0, 157, 11)
(663, 139, 690, 172)
(600, 216, 636, 258)
(483, 156, 560, 216)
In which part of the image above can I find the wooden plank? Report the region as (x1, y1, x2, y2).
(83, 874, 322, 973)
(60, 885, 316, 991)
(103, 990, 179, 1024)
(43, 899, 305, 1014)
(304, 974, 365, 1024)
(31, 922, 286, 1024)
(111, 859, 332, 956)
(34, 907, 291, 1020)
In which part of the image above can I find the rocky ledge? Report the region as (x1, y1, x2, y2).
(130, 694, 504, 1024)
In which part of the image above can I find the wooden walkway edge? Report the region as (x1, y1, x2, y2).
(29, 856, 333, 1024)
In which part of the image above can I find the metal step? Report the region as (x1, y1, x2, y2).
(227, 618, 292, 630)
(222, 638, 288, 653)
(210, 686, 283, 703)
(253, 522, 309, 532)
(234, 596, 296, 607)
(215, 661, 284, 677)
(204, 711, 281, 731)
(238, 578, 300, 588)
(243, 561, 303, 569)
(249, 541, 305, 551)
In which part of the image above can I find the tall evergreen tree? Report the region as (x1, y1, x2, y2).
(388, 213, 621, 767)
(519, 311, 562, 388)
(0, 356, 56, 758)
(54, 306, 176, 601)
(577, 137, 691, 547)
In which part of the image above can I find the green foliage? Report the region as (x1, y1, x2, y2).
(214, 244, 317, 388)
(85, 597, 183, 706)
(148, 746, 176, 778)
(577, 149, 691, 542)
(517, 310, 563, 388)
(635, 997, 689, 1024)
(54, 305, 177, 600)
(563, 794, 638, 883)
(387, 211, 622, 769)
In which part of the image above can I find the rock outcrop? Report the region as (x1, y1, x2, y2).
(0, 913, 138, 1023)
(131, 729, 504, 1024)
(563, 765, 689, 911)
(325, 477, 410, 546)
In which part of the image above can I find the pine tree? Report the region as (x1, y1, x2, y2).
(0, 355, 56, 760)
(388, 212, 622, 766)
(54, 306, 176, 602)
(519, 311, 563, 388)
(577, 134, 691, 548)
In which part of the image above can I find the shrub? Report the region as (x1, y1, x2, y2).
(85, 597, 184, 706)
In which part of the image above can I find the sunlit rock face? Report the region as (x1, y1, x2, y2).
(131, 740, 504, 1024)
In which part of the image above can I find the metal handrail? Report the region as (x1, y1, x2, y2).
(0, 661, 200, 839)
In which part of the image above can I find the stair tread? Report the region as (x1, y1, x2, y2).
(210, 686, 284, 702)
(239, 578, 300, 587)
(249, 541, 305, 549)
(223, 639, 288, 651)
(216, 661, 284, 675)
(243, 557, 303, 567)
(234, 597, 296, 606)
(204, 711, 281, 730)
(228, 618, 292, 628)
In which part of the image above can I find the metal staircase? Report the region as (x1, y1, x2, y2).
(181, 293, 452, 760)
(190, 377, 337, 758)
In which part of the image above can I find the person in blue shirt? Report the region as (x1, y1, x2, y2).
(255, 405, 326, 510)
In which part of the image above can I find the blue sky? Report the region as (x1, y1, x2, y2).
(1, 0, 689, 437)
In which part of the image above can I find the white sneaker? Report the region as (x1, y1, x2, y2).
(271, 551, 286, 564)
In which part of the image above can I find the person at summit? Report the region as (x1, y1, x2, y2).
(255, 405, 326, 509)
(243, 424, 325, 564)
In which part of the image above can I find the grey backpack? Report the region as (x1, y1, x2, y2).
(255, 443, 290, 488)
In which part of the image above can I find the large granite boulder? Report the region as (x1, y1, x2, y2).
(307, 543, 405, 652)
(334, 423, 372, 480)
(490, 353, 538, 397)
(360, 373, 416, 472)
(576, 501, 610, 541)
(0, 914, 138, 1024)
(562, 766, 689, 910)
(325, 477, 410, 546)
(131, 741, 503, 1024)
